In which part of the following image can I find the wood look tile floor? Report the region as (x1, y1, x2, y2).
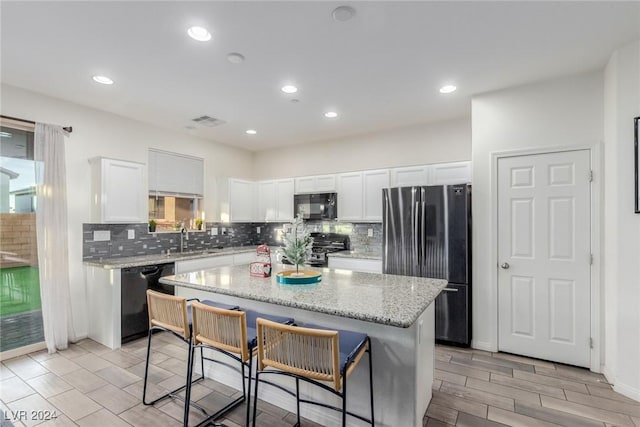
(0, 335, 637, 427)
(426, 345, 639, 427)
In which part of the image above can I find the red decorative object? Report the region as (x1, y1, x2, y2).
(250, 245, 272, 277)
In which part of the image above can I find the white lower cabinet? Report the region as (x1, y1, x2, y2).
(328, 256, 382, 274)
(232, 251, 255, 265)
(175, 251, 255, 274)
(175, 255, 235, 274)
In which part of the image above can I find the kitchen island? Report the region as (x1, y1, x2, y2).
(161, 264, 447, 427)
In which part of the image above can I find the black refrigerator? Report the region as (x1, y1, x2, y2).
(382, 184, 471, 346)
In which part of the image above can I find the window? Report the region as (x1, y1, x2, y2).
(148, 149, 204, 231)
(0, 119, 45, 355)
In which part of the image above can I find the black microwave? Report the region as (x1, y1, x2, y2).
(293, 193, 338, 220)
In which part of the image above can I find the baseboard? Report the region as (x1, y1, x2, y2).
(0, 341, 47, 361)
(72, 334, 88, 343)
(603, 364, 615, 385)
(613, 380, 640, 402)
(471, 340, 496, 353)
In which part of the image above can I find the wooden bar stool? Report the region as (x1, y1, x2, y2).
(142, 290, 238, 408)
(185, 302, 294, 427)
(252, 319, 374, 427)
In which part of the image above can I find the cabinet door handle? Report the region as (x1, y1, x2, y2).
(442, 288, 459, 292)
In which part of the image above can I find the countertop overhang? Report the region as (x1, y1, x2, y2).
(160, 264, 447, 328)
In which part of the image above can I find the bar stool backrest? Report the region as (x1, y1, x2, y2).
(146, 290, 189, 340)
(191, 301, 249, 362)
(256, 318, 341, 391)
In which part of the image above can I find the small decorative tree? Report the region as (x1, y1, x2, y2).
(282, 214, 314, 276)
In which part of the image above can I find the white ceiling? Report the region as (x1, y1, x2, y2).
(1, 2, 639, 151)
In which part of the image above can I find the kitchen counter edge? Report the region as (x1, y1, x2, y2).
(83, 246, 258, 269)
(327, 251, 382, 260)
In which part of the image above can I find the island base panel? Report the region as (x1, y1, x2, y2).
(176, 287, 435, 427)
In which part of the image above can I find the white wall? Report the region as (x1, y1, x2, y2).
(252, 117, 471, 179)
(0, 84, 254, 339)
(603, 40, 640, 399)
(471, 71, 604, 353)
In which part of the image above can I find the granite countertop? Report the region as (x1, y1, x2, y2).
(160, 264, 447, 328)
(327, 251, 382, 260)
(83, 246, 258, 269)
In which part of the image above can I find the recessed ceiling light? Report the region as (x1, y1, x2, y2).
(332, 6, 356, 22)
(92, 75, 114, 85)
(324, 111, 338, 118)
(187, 26, 212, 42)
(0, 131, 13, 138)
(246, 129, 257, 135)
(281, 85, 298, 94)
(439, 85, 457, 94)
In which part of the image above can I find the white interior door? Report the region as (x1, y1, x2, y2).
(497, 150, 591, 367)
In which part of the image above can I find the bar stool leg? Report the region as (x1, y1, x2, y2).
(342, 375, 348, 427)
(142, 329, 154, 405)
(368, 339, 375, 425)
(200, 347, 205, 381)
(295, 377, 301, 427)
(251, 371, 260, 427)
(183, 338, 195, 427)
(245, 356, 252, 427)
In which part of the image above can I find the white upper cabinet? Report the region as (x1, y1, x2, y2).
(219, 178, 255, 222)
(275, 179, 294, 221)
(294, 174, 336, 193)
(256, 179, 294, 222)
(90, 157, 146, 223)
(428, 161, 472, 185)
(363, 169, 390, 221)
(257, 181, 277, 222)
(390, 165, 429, 187)
(389, 162, 471, 187)
(149, 149, 204, 196)
(337, 172, 364, 221)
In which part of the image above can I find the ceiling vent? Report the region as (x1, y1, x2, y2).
(191, 115, 226, 127)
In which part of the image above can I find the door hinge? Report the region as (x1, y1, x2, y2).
(589, 254, 594, 265)
(589, 170, 594, 182)
(590, 338, 594, 349)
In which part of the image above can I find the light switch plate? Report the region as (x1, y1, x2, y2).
(368, 228, 374, 237)
(256, 226, 261, 234)
(127, 229, 135, 239)
(211, 227, 218, 236)
(93, 230, 111, 241)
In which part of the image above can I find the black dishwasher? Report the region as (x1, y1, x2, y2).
(121, 263, 175, 343)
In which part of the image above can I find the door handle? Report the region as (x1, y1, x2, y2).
(442, 288, 459, 292)
(500, 262, 510, 269)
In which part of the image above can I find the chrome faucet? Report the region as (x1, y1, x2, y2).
(180, 222, 189, 253)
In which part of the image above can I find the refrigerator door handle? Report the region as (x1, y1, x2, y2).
(421, 200, 427, 278)
(413, 201, 420, 273)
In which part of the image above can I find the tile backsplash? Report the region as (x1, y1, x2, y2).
(82, 221, 382, 260)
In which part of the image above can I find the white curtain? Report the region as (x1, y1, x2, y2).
(35, 123, 76, 353)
